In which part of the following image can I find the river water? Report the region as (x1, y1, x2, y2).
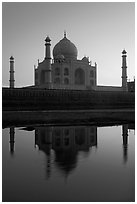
(2, 123, 135, 202)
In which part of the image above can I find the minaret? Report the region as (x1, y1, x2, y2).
(121, 50, 128, 91)
(44, 36, 52, 88)
(45, 36, 51, 60)
(9, 56, 15, 88)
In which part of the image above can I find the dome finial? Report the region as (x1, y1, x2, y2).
(64, 30, 66, 38)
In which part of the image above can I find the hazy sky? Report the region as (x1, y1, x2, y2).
(2, 2, 135, 87)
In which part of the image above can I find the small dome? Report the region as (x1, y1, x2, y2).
(53, 35, 78, 59)
(55, 54, 65, 60)
(10, 56, 14, 60)
(82, 56, 89, 63)
(122, 49, 127, 54)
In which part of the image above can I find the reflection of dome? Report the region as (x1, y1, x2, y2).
(54, 148, 77, 176)
(53, 35, 78, 59)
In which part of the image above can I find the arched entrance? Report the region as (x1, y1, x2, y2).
(75, 68, 85, 85)
(40, 70, 45, 84)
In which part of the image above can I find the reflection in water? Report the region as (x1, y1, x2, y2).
(122, 124, 128, 163)
(4, 122, 134, 202)
(35, 126, 97, 178)
(8, 124, 133, 178)
(9, 127, 15, 156)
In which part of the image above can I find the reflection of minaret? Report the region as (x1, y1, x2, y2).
(45, 133, 52, 180)
(45, 129, 52, 179)
(46, 153, 51, 179)
(9, 127, 15, 155)
(35, 127, 52, 179)
(122, 124, 128, 163)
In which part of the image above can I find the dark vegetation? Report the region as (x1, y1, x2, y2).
(2, 88, 135, 111)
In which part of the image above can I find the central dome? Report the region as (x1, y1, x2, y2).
(53, 34, 78, 59)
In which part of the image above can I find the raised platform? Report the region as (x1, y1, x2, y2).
(2, 88, 135, 111)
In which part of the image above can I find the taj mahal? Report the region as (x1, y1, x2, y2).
(9, 32, 134, 92)
(33, 32, 127, 92)
(34, 32, 97, 90)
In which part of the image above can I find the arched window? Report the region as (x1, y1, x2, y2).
(90, 70, 94, 77)
(54, 77, 60, 84)
(75, 68, 85, 85)
(35, 71, 38, 85)
(75, 128, 85, 145)
(90, 80, 94, 86)
(55, 67, 60, 76)
(64, 78, 69, 85)
(40, 70, 45, 84)
(64, 67, 69, 75)
(35, 71, 38, 79)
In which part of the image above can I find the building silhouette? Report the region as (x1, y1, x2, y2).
(33, 32, 128, 91)
(35, 32, 97, 90)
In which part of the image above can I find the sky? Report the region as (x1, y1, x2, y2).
(2, 2, 135, 87)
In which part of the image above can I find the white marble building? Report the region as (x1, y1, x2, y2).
(34, 32, 127, 91)
(34, 32, 97, 90)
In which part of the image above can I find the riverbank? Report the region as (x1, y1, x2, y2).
(3, 88, 135, 111)
(2, 109, 135, 128)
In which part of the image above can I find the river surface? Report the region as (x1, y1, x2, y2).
(2, 123, 135, 202)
